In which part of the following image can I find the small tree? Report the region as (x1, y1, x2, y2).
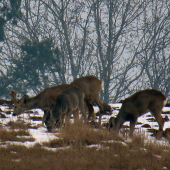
(8, 38, 65, 94)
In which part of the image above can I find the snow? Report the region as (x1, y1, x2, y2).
(0, 103, 170, 148)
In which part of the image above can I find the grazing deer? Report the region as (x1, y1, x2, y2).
(45, 86, 85, 131)
(9, 84, 69, 125)
(70, 75, 103, 125)
(95, 103, 112, 116)
(109, 89, 167, 138)
(102, 103, 112, 114)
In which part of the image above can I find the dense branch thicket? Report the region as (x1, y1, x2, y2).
(0, 0, 170, 102)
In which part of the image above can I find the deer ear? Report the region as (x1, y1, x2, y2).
(9, 90, 19, 103)
(21, 94, 29, 104)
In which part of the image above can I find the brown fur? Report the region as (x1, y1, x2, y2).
(10, 84, 69, 125)
(96, 103, 112, 116)
(109, 89, 167, 138)
(45, 86, 85, 131)
(70, 75, 103, 124)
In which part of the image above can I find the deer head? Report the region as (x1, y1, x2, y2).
(9, 84, 69, 119)
(9, 90, 30, 116)
(45, 110, 56, 131)
(45, 86, 85, 131)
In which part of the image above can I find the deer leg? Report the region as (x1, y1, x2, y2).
(73, 108, 79, 123)
(42, 112, 46, 126)
(156, 113, 164, 140)
(108, 117, 116, 131)
(81, 105, 87, 123)
(59, 114, 65, 128)
(150, 110, 164, 139)
(94, 99, 103, 125)
(150, 108, 165, 131)
(85, 101, 95, 122)
(42, 110, 50, 127)
(129, 117, 137, 137)
(112, 119, 121, 134)
(153, 112, 164, 131)
(65, 109, 72, 127)
(79, 99, 86, 123)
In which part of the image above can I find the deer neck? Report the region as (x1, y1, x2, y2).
(26, 96, 50, 111)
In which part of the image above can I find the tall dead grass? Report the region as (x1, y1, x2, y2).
(0, 121, 35, 142)
(0, 120, 170, 170)
(43, 120, 123, 148)
(7, 120, 31, 130)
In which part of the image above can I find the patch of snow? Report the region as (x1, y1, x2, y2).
(1, 104, 170, 148)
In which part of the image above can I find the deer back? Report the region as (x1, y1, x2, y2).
(110, 89, 167, 136)
(52, 86, 85, 119)
(46, 86, 85, 131)
(10, 84, 69, 115)
(70, 75, 102, 101)
(121, 89, 167, 117)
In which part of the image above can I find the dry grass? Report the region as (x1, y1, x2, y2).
(1, 140, 170, 170)
(0, 120, 170, 170)
(7, 120, 31, 130)
(0, 126, 35, 142)
(43, 120, 123, 148)
(7, 120, 38, 129)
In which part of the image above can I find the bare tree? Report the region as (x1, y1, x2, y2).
(0, 0, 170, 103)
(90, 0, 151, 102)
(140, 0, 170, 97)
(40, 0, 96, 79)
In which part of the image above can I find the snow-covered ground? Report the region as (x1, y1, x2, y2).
(0, 103, 170, 148)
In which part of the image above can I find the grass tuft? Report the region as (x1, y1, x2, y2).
(1, 115, 170, 170)
(7, 120, 31, 130)
(0, 127, 35, 142)
(43, 120, 123, 148)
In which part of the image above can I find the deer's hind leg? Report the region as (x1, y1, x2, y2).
(150, 107, 164, 132)
(85, 101, 95, 122)
(73, 108, 80, 123)
(150, 109, 164, 139)
(95, 99, 103, 126)
(154, 112, 164, 131)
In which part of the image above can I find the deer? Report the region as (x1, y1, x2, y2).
(45, 86, 85, 131)
(9, 84, 69, 125)
(109, 89, 167, 139)
(10, 75, 104, 126)
(95, 102, 112, 116)
(69, 75, 103, 125)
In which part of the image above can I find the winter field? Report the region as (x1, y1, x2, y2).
(0, 103, 170, 170)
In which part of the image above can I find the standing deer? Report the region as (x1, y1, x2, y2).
(45, 86, 85, 131)
(70, 75, 103, 125)
(109, 89, 167, 138)
(9, 84, 69, 125)
(10, 75, 104, 126)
